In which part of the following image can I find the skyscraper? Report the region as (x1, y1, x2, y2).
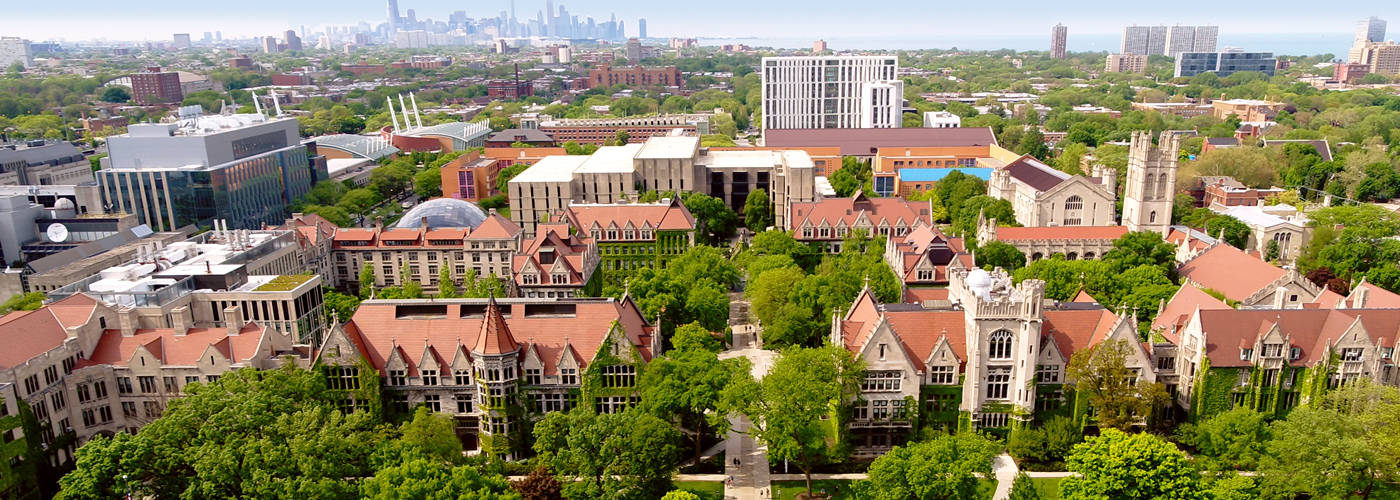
(1050, 24, 1067, 59)
(760, 55, 903, 134)
(387, 0, 400, 33)
(638, 19, 647, 39)
(1123, 25, 1214, 57)
(1350, 17, 1388, 63)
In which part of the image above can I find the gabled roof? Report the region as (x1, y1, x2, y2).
(562, 198, 696, 237)
(1192, 308, 1400, 367)
(1152, 284, 1232, 343)
(1043, 309, 1122, 362)
(1263, 139, 1332, 162)
(1177, 244, 1286, 302)
(790, 191, 933, 239)
(471, 296, 519, 355)
(85, 323, 270, 367)
(342, 298, 654, 376)
(0, 294, 97, 370)
(1002, 154, 1070, 192)
(513, 224, 594, 286)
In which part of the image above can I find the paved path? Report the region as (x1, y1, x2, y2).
(715, 306, 777, 500)
(991, 454, 1020, 500)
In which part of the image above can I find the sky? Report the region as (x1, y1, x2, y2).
(4, 0, 1397, 48)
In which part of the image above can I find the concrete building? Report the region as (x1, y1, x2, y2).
(96, 112, 327, 231)
(625, 38, 642, 61)
(1348, 17, 1387, 63)
(1050, 24, 1068, 59)
(922, 111, 962, 128)
(0, 37, 32, 69)
(1105, 53, 1149, 73)
(1356, 42, 1400, 76)
(128, 67, 184, 105)
(1122, 25, 1216, 57)
(760, 56, 902, 136)
(508, 136, 816, 235)
(1120, 25, 1167, 56)
(1175, 51, 1277, 78)
(171, 33, 192, 49)
(329, 202, 522, 295)
(0, 142, 94, 186)
(586, 65, 682, 88)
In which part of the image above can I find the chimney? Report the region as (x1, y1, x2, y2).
(118, 308, 139, 337)
(1353, 284, 1369, 309)
(225, 305, 245, 335)
(1272, 286, 1289, 309)
(171, 306, 191, 336)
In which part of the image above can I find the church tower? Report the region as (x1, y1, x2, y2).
(1122, 131, 1181, 235)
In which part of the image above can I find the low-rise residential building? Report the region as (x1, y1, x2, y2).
(320, 296, 659, 457)
(883, 223, 973, 287)
(1104, 53, 1148, 73)
(557, 199, 696, 273)
(512, 223, 599, 299)
(789, 192, 935, 252)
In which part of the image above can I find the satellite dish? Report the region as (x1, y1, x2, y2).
(47, 223, 69, 242)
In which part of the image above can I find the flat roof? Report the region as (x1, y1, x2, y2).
(899, 167, 993, 182)
(699, 150, 779, 169)
(575, 144, 642, 174)
(636, 136, 699, 159)
(764, 127, 999, 156)
(510, 155, 589, 183)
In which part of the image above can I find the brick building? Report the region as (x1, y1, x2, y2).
(128, 67, 184, 105)
(586, 65, 683, 88)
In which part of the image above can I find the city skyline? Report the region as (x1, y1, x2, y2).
(4, 1, 1397, 43)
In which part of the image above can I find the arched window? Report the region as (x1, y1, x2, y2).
(1067, 252, 1078, 260)
(1031, 252, 1044, 261)
(989, 330, 1013, 360)
(1149, 211, 1158, 224)
(1064, 195, 1083, 211)
(1157, 173, 1170, 199)
(1143, 172, 1156, 200)
(1084, 252, 1095, 259)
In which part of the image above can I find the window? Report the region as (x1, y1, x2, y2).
(1383, 347, 1395, 360)
(454, 370, 471, 385)
(1036, 390, 1064, 412)
(327, 367, 361, 390)
(1157, 356, 1176, 371)
(121, 401, 137, 418)
(389, 370, 407, 385)
(986, 369, 1010, 400)
(1240, 348, 1253, 361)
(455, 393, 473, 413)
(50, 391, 65, 411)
(423, 395, 441, 412)
(925, 392, 957, 413)
(1290, 347, 1302, 360)
(44, 365, 59, 385)
(1262, 343, 1283, 358)
(76, 383, 91, 403)
(143, 401, 161, 418)
(391, 393, 409, 413)
(1237, 369, 1250, 386)
(560, 368, 578, 385)
(206, 375, 220, 384)
(1261, 369, 1279, 387)
(138, 376, 157, 393)
(524, 369, 541, 385)
(421, 370, 438, 386)
(861, 371, 902, 392)
(1342, 348, 1363, 361)
(164, 376, 178, 393)
(117, 377, 132, 395)
(537, 393, 567, 413)
(94, 381, 108, 400)
(980, 412, 1009, 428)
(82, 408, 97, 428)
(989, 330, 1013, 360)
(23, 375, 39, 395)
(1036, 364, 1060, 384)
(595, 395, 639, 414)
(186, 376, 199, 386)
(600, 365, 636, 388)
(871, 400, 890, 420)
(928, 365, 955, 385)
(916, 269, 934, 281)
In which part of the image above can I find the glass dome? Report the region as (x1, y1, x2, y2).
(394, 198, 489, 229)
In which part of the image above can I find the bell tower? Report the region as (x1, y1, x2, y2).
(1122, 131, 1181, 235)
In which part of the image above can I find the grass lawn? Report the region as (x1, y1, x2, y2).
(674, 481, 724, 500)
(773, 479, 996, 499)
(1030, 477, 1062, 499)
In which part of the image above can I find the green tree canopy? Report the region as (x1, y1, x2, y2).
(1060, 429, 1205, 500)
(856, 432, 1000, 500)
(531, 409, 681, 500)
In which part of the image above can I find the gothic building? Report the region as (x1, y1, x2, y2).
(987, 154, 1116, 227)
(1122, 131, 1182, 235)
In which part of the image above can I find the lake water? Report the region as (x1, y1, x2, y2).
(697, 33, 1353, 57)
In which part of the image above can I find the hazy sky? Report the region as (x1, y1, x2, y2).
(4, 0, 1396, 42)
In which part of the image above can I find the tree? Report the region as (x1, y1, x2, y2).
(742, 188, 774, 232)
(1066, 339, 1168, 431)
(1101, 231, 1176, 274)
(100, 86, 130, 103)
(0, 292, 46, 314)
(856, 433, 1000, 500)
(1016, 128, 1051, 160)
(1299, 205, 1400, 286)
(438, 268, 459, 298)
(1258, 381, 1400, 499)
(414, 167, 442, 198)
(669, 322, 722, 353)
(725, 346, 862, 497)
(1060, 430, 1204, 500)
(680, 192, 739, 244)
(975, 241, 1026, 271)
(660, 492, 700, 500)
(953, 195, 1016, 236)
(399, 407, 463, 464)
(1008, 472, 1043, 500)
(1203, 215, 1250, 249)
(359, 263, 376, 298)
(640, 348, 747, 462)
(323, 289, 361, 323)
(511, 466, 563, 500)
(532, 409, 681, 500)
(495, 164, 530, 195)
(1174, 408, 1270, 470)
(360, 459, 517, 500)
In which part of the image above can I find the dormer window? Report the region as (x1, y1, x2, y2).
(641, 230, 652, 239)
(1262, 344, 1283, 358)
(607, 229, 618, 239)
(1290, 347, 1302, 360)
(454, 369, 471, 385)
(928, 365, 955, 384)
(802, 227, 813, 238)
(389, 370, 407, 386)
(1240, 348, 1253, 361)
(560, 368, 578, 385)
(421, 370, 438, 386)
(1342, 348, 1363, 361)
(624, 230, 634, 240)
(524, 368, 541, 385)
(1381, 347, 1394, 359)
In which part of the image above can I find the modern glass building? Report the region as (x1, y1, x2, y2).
(96, 114, 327, 231)
(1175, 51, 1277, 78)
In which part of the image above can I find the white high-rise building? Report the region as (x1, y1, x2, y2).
(760, 55, 902, 134)
(1164, 26, 1197, 58)
(1350, 17, 1388, 63)
(1191, 26, 1218, 53)
(1123, 25, 1216, 57)
(0, 37, 32, 69)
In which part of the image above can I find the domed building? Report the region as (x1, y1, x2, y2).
(394, 198, 488, 229)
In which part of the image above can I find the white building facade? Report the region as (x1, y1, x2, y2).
(760, 56, 902, 133)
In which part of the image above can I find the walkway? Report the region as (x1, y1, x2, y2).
(991, 453, 1019, 500)
(716, 297, 777, 500)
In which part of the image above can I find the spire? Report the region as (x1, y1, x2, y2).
(471, 293, 519, 355)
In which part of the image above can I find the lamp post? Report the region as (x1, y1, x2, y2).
(123, 474, 130, 500)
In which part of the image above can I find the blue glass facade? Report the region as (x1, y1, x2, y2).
(98, 144, 326, 231)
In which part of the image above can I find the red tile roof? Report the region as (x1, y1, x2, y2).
(0, 294, 97, 369)
(561, 198, 697, 238)
(85, 323, 271, 367)
(790, 192, 934, 239)
(1194, 308, 1400, 367)
(887, 223, 968, 284)
(472, 296, 519, 355)
(342, 299, 654, 376)
(1043, 309, 1121, 361)
(763, 127, 999, 156)
(1176, 244, 1285, 302)
(514, 224, 595, 286)
(1152, 284, 1231, 343)
(992, 226, 1129, 241)
(903, 288, 950, 303)
(331, 214, 521, 249)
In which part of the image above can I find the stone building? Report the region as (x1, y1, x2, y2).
(557, 198, 696, 273)
(987, 154, 1116, 227)
(1122, 131, 1182, 235)
(512, 223, 600, 299)
(330, 206, 522, 294)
